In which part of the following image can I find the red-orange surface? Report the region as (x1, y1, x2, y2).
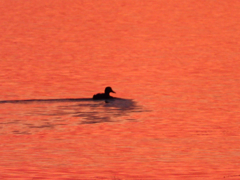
(0, 1, 240, 179)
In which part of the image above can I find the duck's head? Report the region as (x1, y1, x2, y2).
(105, 86, 115, 94)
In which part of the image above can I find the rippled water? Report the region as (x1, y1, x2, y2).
(0, 98, 143, 135)
(1, 1, 240, 179)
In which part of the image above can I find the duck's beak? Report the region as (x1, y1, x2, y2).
(111, 89, 116, 93)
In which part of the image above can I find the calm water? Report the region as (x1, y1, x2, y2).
(1, 1, 240, 179)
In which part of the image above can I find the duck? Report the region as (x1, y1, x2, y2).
(93, 87, 116, 100)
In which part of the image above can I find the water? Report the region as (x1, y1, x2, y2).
(1, 1, 240, 179)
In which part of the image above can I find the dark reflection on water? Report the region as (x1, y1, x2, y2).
(0, 98, 144, 135)
(33, 98, 143, 124)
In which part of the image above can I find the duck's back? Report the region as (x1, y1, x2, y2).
(93, 93, 112, 100)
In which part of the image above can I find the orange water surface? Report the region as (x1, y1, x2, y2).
(0, 0, 240, 179)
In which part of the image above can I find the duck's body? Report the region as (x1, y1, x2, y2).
(93, 93, 114, 100)
(93, 87, 115, 100)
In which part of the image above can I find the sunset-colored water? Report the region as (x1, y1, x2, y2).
(1, 1, 240, 179)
